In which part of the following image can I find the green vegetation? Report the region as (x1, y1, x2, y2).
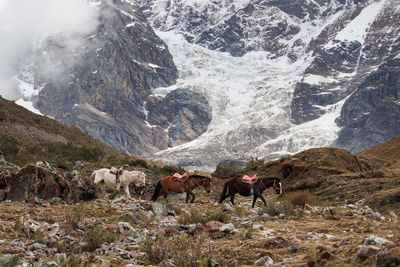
(213, 161, 238, 178)
(0, 135, 104, 169)
(83, 225, 117, 252)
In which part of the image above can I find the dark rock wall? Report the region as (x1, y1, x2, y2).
(336, 56, 400, 153)
(35, 0, 185, 155)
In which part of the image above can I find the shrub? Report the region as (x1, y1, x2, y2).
(141, 234, 215, 267)
(129, 159, 149, 168)
(178, 208, 205, 225)
(244, 157, 264, 172)
(106, 187, 121, 199)
(0, 135, 20, 157)
(213, 161, 237, 179)
(259, 201, 296, 216)
(178, 208, 231, 225)
(284, 190, 315, 208)
(119, 212, 142, 226)
(83, 225, 117, 252)
(158, 165, 186, 176)
(64, 204, 85, 232)
(142, 235, 169, 264)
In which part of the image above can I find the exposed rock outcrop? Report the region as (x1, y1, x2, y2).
(4, 164, 100, 202)
(34, 0, 181, 156)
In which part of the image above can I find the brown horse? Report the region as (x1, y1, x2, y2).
(151, 174, 211, 203)
(219, 177, 282, 208)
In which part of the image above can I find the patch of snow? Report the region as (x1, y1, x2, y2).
(125, 22, 136, 28)
(15, 99, 43, 116)
(326, 1, 386, 48)
(302, 74, 338, 85)
(74, 103, 110, 119)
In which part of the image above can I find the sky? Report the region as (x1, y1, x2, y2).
(0, 0, 99, 100)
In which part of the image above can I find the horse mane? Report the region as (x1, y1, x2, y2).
(259, 176, 280, 181)
(189, 174, 211, 180)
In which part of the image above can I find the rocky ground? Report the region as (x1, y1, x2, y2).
(0, 174, 398, 267)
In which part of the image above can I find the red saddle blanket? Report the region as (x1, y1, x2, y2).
(110, 167, 123, 175)
(242, 175, 258, 184)
(173, 172, 188, 180)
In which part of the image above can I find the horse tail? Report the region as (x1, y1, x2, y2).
(218, 181, 229, 203)
(151, 181, 162, 201)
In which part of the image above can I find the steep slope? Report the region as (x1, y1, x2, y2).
(0, 96, 128, 167)
(357, 136, 400, 167)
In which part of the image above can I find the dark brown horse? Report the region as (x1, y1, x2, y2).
(219, 177, 282, 208)
(151, 175, 211, 203)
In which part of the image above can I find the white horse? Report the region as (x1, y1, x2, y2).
(90, 168, 146, 198)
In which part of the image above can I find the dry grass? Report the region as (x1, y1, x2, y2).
(284, 190, 315, 208)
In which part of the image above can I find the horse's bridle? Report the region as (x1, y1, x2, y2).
(273, 179, 283, 195)
(191, 177, 211, 191)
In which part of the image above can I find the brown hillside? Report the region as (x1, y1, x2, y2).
(250, 147, 371, 192)
(357, 136, 400, 168)
(0, 97, 128, 167)
(239, 146, 400, 211)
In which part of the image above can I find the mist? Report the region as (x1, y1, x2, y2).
(0, 0, 99, 100)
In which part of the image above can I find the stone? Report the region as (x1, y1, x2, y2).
(0, 254, 17, 267)
(389, 211, 398, 222)
(161, 260, 176, 267)
(362, 235, 393, 246)
(118, 222, 136, 235)
(151, 203, 168, 217)
(220, 223, 235, 233)
(27, 242, 47, 251)
(376, 249, 400, 267)
(206, 221, 225, 231)
(221, 203, 232, 213)
(5, 164, 100, 202)
(288, 245, 299, 253)
(254, 256, 274, 266)
(357, 245, 380, 260)
(130, 250, 140, 259)
(40, 237, 57, 246)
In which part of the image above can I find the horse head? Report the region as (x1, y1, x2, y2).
(202, 177, 211, 193)
(273, 178, 282, 195)
(138, 171, 146, 185)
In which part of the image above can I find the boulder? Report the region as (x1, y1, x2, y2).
(4, 164, 100, 202)
(357, 245, 380, 260)
(151, 203, 168, 216)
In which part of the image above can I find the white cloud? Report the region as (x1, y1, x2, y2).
(0, 0, 99, 99)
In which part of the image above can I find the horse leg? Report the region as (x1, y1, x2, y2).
(230, 193, 235, 205)
(123, 184, 131, 199)
(252, 195, 258, 208)
(185, 192, 190, 203)
(163, 188, 168, 199)
(116, 182, 121, 191)
(259, 194, 267, 207)
(190, 192, 195, 203)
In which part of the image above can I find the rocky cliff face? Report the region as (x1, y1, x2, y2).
(138, 0, 400, 171)
(292, 0, 400, 152)
(30, 0, 211, 156)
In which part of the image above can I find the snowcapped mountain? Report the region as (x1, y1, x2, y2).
(139, 0, 400, 171)
(1, 0, 399, 172)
